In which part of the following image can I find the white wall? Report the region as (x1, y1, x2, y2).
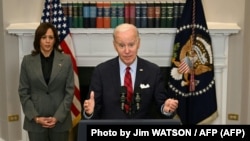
(243, 0, 250, 124)
(0, 0, 5, 140)
(0, 0, 248, 140)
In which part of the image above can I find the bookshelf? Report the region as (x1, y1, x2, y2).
(62, 0, 186, 28)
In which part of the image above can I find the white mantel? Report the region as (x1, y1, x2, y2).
(6, 22, 240, 133)
(7, 22, 240, 67)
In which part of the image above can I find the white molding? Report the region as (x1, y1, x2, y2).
(6, 22, 240, 35)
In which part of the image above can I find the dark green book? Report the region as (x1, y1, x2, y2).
(72, 2, 79, 28)
(111, 1, 118, 28)
(160, 1, 167, 28)
(117, 2, 124, 26)
(173, 1, 179, 27)
(166, 1, 174, 28)
(78, 2, 83, 28)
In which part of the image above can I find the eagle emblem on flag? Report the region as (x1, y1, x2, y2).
(170, 33, 213, 88)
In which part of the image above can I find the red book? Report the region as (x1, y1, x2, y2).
(129, 1, 136, 25)
(96, 2, 104, 28)
(124, 2, 130, 23)
(103, 1, 111, 28)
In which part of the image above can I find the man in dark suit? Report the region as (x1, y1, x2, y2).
(83, 23, 178, 119)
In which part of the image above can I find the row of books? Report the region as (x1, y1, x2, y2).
(61, 1, 186, 28)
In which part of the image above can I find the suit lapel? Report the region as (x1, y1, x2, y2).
(49, 51, 63, 85)
(32, 54, 48, 87)
(134, 58, 145, 88)
(111, 57, 122, 93)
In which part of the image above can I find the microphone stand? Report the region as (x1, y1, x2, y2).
(120, 86, 127, 112)
(129, 87, 141, 117)
(135, 91, 141, 111)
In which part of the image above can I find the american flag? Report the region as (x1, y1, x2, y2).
(178, 57, 191, 73)
(167, 0, 218, 124)
(41, 0, 82, 127)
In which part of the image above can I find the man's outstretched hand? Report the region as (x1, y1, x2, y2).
(83, 91, 95, 115)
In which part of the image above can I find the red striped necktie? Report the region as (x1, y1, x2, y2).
(124, 67, 133, 113)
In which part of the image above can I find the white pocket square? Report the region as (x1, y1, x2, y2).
(140, 83, 150, 89)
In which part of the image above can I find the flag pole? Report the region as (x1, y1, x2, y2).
(189, 0, 196, 92)
(187, 0, 196, 124)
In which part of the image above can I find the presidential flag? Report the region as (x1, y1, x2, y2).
(41, 0, 82, 128)
(167, 0, 218, 124)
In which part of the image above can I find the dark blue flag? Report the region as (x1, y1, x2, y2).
(167, 0, 218, 124)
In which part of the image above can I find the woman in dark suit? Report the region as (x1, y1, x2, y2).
(18, 23, 74, 141)
(83, 23, 178, 119)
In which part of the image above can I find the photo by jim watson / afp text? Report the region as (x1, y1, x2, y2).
(77, 120, 249, 140)
(90, 128, 246, 138)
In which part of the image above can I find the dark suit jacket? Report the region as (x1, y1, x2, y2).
(88, 56, 172, 119)
(18, 50, 74, 132)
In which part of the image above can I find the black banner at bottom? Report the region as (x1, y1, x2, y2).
(77, 120, 250, 140)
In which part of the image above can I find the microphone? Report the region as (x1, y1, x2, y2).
(120, 86, 127, 111)
(134, 87, 141, 111)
